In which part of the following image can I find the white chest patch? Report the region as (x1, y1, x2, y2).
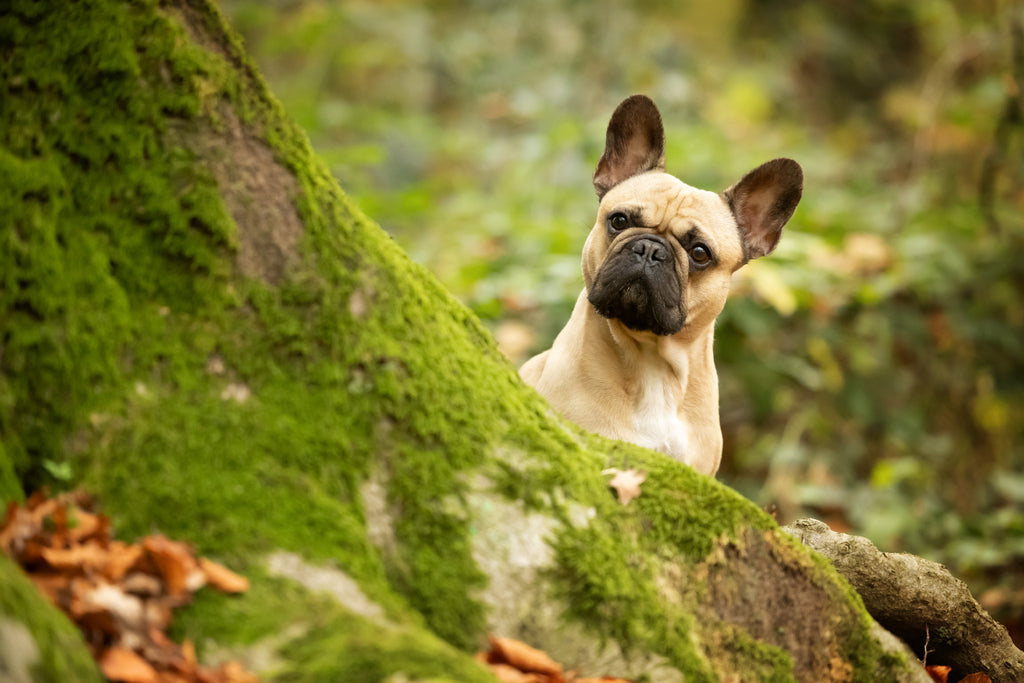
(630, 357, 690, 460)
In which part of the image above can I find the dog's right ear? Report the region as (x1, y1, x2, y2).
(593, 95, 666, 200)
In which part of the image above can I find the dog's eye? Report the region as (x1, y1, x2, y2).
(607, 212, 630, 233)
(690, 244, 712, 266)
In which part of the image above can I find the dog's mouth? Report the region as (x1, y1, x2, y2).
(588, 238, 685, 336)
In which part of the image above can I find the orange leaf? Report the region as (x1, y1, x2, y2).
(489, 635, 563, 676)
(156, 673, 191, 683)
(926, 665, 951, 683)
(143, 535, 201, 597)
(0, 504, 38, 554)
(40, 541, 109, 572)
(68, 510, 106, 544)
(219, 660, 260, 683)
(181, 639, 197, 668)
(199, 557, 250, 593)
(29, 573, 68, 603)
(959, 674, 992, 683)
(100, 646, 159, 683)
(487, 663, 536, 683)
(105, 541, 145, 581)
(51, 505, 69, 548)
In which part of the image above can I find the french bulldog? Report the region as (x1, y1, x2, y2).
(519, 95, 802, 476)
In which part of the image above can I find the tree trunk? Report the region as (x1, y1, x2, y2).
(1, 1, 930, 681)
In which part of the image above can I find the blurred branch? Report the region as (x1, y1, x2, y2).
(980, 8, 1024, 235)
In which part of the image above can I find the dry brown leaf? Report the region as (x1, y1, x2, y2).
(926, 665, 951, 683)
(143, 535, 201, 598)
(123, 572, 163, 597)
(489, 635, 563, 676)
(219, 660, 260, 683)
(100, 645, 159, 683)
(1, 503, 37, 553)
(52, 505, 69, 548)
(486, 663, 538, 683)
(4, 491, 258, 683)
(571, 678, 633, 683)
(156, 673, 191, 683)
(200, 557, 250, 593)
(67, 510, 106, 544)
(959, 674, 992, 683)
(83, 582, 147, 631)
(181, 639, 197, 667)
(106, 541, 145, 580)
(40, 541, 109, 572)
(28, 497, 60, 525)
(29, 573, 67, 602)
(601, 468, 646, 505)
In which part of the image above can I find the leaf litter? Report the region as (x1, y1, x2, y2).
(1, 490, 255, 683)
(477, 634, 631, 682)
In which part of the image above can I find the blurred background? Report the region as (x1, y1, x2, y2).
(218, 0, 1023, 638)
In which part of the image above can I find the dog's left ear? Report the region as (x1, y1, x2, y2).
(593, 95, 666, 200)
(723, 158, 803, 261)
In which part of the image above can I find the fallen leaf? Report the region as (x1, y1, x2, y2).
(926, 665, 951, 683)
(67, 510, 106, 544)
(488, 635, 563, 676)
(40, 541, 109, 572)
(83, 582, 146, 631)
(0, 503, 37, 553)
(52, 505, 69, 548)
(4, 491, 257, 683)
(219, 660, 260, 683)
(143, 536, 202, 598)
(959, 674, 992, 683)
(105, 541, 145, 580)
(100, 645, 159, 683)
(487, 663, 535, 683)
(200, 557, 250, 593)
(601, 468, 646, 505)
(29, 573, 67, 602)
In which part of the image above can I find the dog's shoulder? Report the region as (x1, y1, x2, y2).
(518, 349, 549, 386)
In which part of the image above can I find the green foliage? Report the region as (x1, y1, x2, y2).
(220, 0, 1024, 624)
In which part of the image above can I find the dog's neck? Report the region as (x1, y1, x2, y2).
(581, 292, 723, 472)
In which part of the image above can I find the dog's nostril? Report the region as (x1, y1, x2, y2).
(632, 239, 668, 263)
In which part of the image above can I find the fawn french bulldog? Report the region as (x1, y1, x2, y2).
(519, 95, 802, 475)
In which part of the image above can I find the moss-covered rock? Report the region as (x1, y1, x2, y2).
(0, 555, 103, 683)
(1, 1, 930, 680)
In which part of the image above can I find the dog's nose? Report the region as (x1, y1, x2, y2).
(631, 237, 669, 264)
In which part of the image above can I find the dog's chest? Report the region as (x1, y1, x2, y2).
(629, 356, 690, 459)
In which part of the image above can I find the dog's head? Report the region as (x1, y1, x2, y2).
(583, 95, 803, 338)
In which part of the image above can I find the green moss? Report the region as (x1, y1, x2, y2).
(169, 570, 493, 683)
(2, 1, 927, 680)
(0, 555, 102, 683)
(0, 443, 23, 503)
(716, 625, 796, 682)
(276, 610, 497, 683)
(0, 0, 240, 490)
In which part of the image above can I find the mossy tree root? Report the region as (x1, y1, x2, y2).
(785, 519, 1024, 682)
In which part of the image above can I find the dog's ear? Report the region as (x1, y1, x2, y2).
(593, 95, 666, 200)
(723, 158, 803, 261)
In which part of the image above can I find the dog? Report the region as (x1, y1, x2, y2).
(519, 95, 802, 476)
